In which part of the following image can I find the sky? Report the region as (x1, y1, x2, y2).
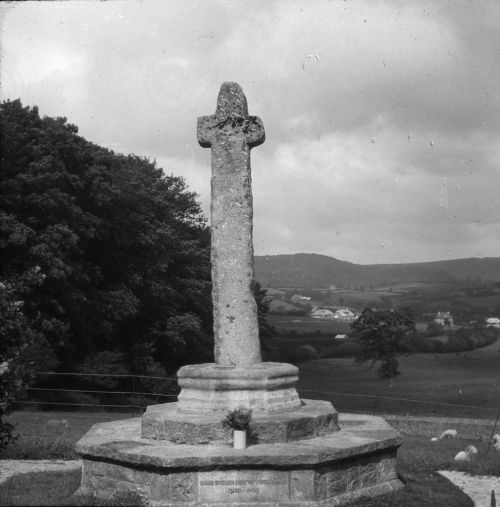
(1, 0, 499, 265)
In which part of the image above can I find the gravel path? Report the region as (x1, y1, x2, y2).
(439, 470, 500, 506)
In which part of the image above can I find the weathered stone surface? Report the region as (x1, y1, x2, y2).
(197, 82, 264, 367)
(169, 472, 197, 502)
(176, 362, 301, 414)
(75, 81, 405, 505)
(77, 412, 403, 505)
(78, 412, 401, 468)
(142, 399, 338, 444)
(0, 460, 82, 505)
(77, 413, 403, 505)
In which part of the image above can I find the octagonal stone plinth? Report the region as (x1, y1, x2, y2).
(177, 362, 301, 414)
(142, 399, 338, 444)
(76, 412, 404, 506)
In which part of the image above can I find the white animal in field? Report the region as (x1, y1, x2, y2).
(439, 429, 458, 439)
(430, 428, 458, 442)
(45, 419, 68, 431)
(493, 434, 500, 451)
(454, 445, 478, 461)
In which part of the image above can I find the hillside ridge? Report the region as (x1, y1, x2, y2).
(254, 253, 500, 288)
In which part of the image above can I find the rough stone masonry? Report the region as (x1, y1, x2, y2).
(174, 83, 301, 415)
(76, 82, 403, 506)
(197, 82, 265, 366)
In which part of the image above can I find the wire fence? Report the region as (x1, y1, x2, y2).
(8, 370, 500, 447)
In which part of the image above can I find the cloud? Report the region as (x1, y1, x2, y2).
(1, 0, 499, 263)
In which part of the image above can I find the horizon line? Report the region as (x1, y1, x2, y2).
(254, 252, 500, 266)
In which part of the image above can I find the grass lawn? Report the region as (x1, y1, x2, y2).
(347, 429, 500, 506)
(1, 410, 138, 460)
(267, 314, 352, 334)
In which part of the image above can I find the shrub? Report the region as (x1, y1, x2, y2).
(425, 321, 444, 337)
(223, 407, 252, 431)
(293, 345, 318, 362)
(320, 341, 361, 359)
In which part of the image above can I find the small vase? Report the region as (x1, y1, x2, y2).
(233, 429, 247, 449)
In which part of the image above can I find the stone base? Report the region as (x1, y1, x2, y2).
(177, 362, 301, 415)
(76, 411, 404, 506)
(142, 399, 339, 444)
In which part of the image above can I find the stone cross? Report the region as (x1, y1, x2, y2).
(198, 82, 265, 367)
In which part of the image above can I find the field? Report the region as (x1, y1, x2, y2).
(4, 340, 500, 447)
(296, 338, 500, 418)
(268, 314, 351, 334)
(2, 411, 136, 459)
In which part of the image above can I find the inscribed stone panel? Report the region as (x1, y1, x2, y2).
(197, 470, 289, 503)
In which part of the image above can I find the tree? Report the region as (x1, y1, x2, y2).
(0, 99, 213, 387)
(425, 321, 443, 337)
(252, 281, 275, 349)
(350, 307, 414, 379)
(0, 278, 57, 447)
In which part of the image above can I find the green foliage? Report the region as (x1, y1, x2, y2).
(293, 344, 318, 362)
(79, 350, 130, 389)
(425, 321, 444, 337)
(320, 340, 361, 359)
(405, 327, 497, 354)
(0, 99, 212, 398)
(0, 419, 15, 450)
(351, 307, 414, 379)
(222, 407, 252, 431)
(0, 279, 58, 448)
(252, 281, 275, 349)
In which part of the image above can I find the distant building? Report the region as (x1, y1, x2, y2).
(310, 308, 335, 320)
(333, 308, 356, 322)
(264, 288, 285, 300)
(334, 334, 348, 340)
(486, 317, 500, 328)
(291, 294, 311, 305)
(435, 311, 454, 327)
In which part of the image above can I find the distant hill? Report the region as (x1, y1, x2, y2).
(254, 253, 500, 289)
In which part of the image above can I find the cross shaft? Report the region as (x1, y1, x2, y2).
(197, 82, 265, 366)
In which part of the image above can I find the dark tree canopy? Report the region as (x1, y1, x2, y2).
(0, 99, 214, 382)
(252, 281, 275, 350)
(350, 307, 414, 379)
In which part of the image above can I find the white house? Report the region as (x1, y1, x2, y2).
(334, 334, 348, 340)
(333, 308, 356, 322)
(486, 317, 500, 328)
(310, 308, 335, 320)
(291, 294, 311, 305)
(435, 311, 454, 327)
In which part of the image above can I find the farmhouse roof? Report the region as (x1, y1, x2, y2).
(310, 308, 334, 315)
(436, 311, 452, 319)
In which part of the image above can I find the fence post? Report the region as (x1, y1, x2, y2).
(372, 395, 379, 415)
(133, 376, 137, 417)
(485, 406, 500, 461)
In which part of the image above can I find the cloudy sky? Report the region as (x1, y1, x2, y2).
(1, 1, 499, 265)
